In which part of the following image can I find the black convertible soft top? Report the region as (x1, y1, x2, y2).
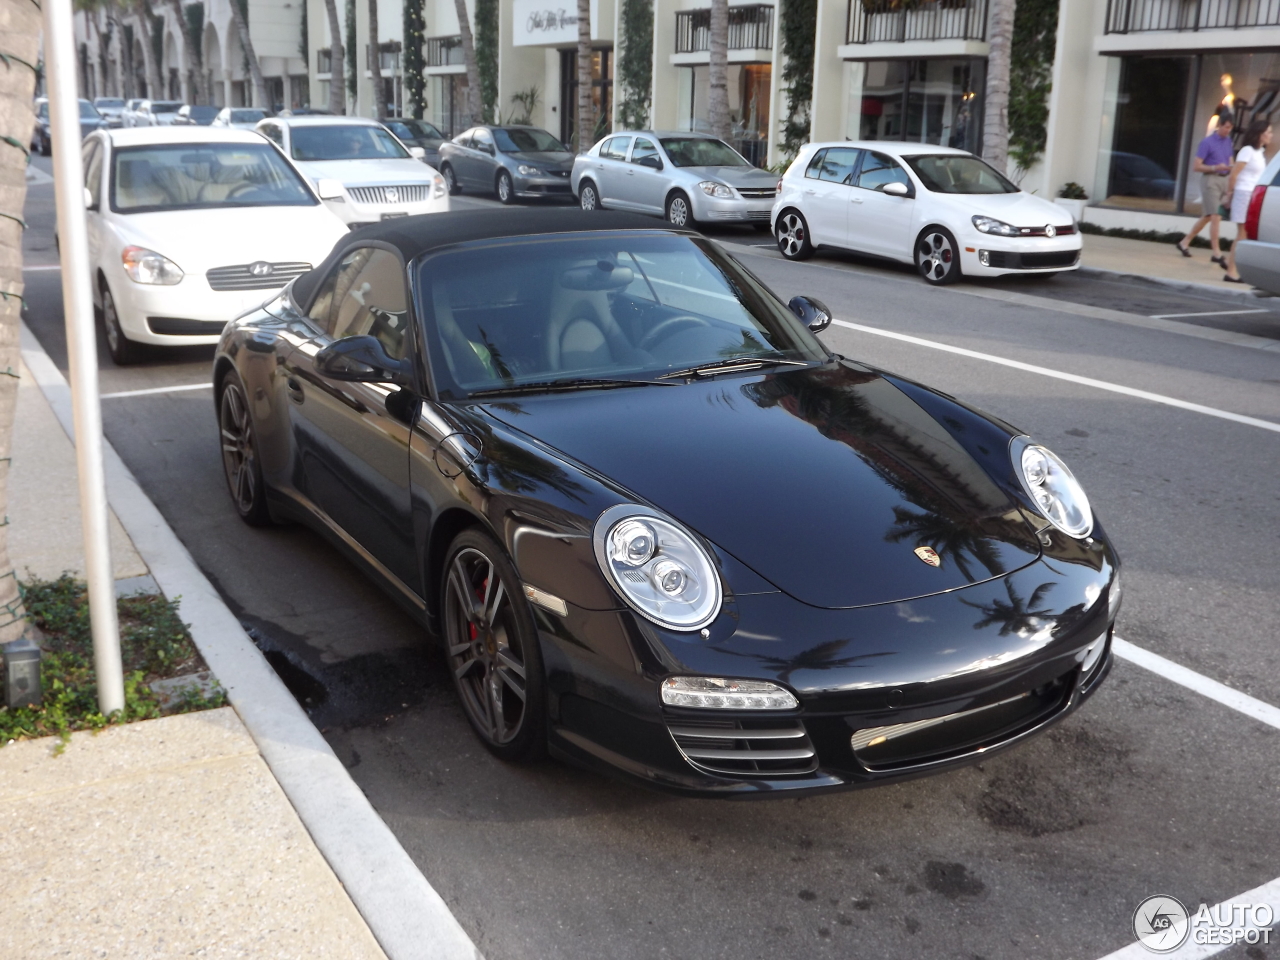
(292, 208, 681, 309)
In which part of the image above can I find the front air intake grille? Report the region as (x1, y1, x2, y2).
(206, 261, 311, 291)
(737, 187, 777, 199)
(147, 317, 226, 335)
(746, 210, 772, 221)
(668, 717, 817, 777)
(1020, 250, 1080, 269)
(347, 183, 430, 205)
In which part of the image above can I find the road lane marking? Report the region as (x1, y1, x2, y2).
(1113, 637, 1280, 732)
(21, 264, 62, 272)
(829, 318, 1280, 434)
(100, 383, 211, 399)
(1149, 308, 1269, 319)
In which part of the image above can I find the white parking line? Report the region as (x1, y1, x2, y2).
(100, 383, 211, 399)
(1149, 308, 1268, 319)
(829, 318, 1280, 435)
(21, 264, 62, 272)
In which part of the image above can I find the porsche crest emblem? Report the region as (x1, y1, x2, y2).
(914, 546, 942, 567)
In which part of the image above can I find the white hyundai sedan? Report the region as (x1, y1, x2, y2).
(772, 142, 1081, 285)
(254, 115, 448, 228)
(83, 127, 350, 364)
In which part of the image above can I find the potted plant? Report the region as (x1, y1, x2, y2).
(1055, 182, 1088, 223)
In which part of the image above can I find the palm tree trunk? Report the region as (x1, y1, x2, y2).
(369, 0, 386, 118)
(454, 0, 481, 126)
(576, 0, 593, 153)
(982, 0, 1016, 173)
(0, 0, 40, 647)
(137, 1, 163, 100)
(228, 0, 267, 109)
(323, 0, 345, 114)
(707, 0, 730, 140)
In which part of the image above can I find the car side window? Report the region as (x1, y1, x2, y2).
(454, 129, 473, 147)
(856, 152, 911, 192)
(601, 137, 631, 161)
(260, 123, 284, 146)
(82, 141, 103, 209)
(598, 137, 617, 159)
(330, 248, 410, 360)
(813, 148, 860, 185)
(630, 138, 657, 164)
(804, 149, 827, 179)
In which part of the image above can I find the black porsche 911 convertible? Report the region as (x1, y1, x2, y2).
(213, 208, 1118, 796)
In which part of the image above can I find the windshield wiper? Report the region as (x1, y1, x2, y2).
(657, 356, 813, 381)
(469, 377, 678, 398)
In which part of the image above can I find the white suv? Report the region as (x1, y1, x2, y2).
(255, 115, 449, 228)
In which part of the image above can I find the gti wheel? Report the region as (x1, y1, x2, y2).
(101, 283, 143, 365)
(441, 528, 545, 761)
(496, 170, 515, 204)
(578, 180, 599, 211)
(218, 370, 273, 526)
(916, 226, 962, 285)
(776, 210, 813, 260)
(442, 164, 461, 195)
(666, 191, 694, 228)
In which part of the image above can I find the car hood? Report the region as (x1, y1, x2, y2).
(506, 151, 574, 170)
(680, 165, 777, 188)
(294, 157, 438, 185)
(108, 204, 348, 272)
(481, 362, 1042, 609)
(944, 190, 1075, 227)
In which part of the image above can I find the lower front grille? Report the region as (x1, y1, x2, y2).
(737, 188, 776, 199)
(206, 261, 311, 291)
(746, 209, 772, 221)
(668, 717, 817, 777)
(984, 249, 1079, 270)
(147, 317, 226, 335)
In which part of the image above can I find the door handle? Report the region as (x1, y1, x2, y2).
(286, 376, 304, 403)
(850, 195, 864, 203)
(804, 188, 816, 195)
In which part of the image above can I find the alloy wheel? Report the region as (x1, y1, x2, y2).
(918, 231, 955, 283)
(497, 172, 513, 203)
(777, 212, 808, 258)
(667, 195, 689, 227)
(219, 380, 259, 516)
(443, 165, 459, 195)
(444, 547, 528, 746)
(101, 285, 140, 365)
(580, 183, 598, 211)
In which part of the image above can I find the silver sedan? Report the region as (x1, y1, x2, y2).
(571, 131, 777, 228)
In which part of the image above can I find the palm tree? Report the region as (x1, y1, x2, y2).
(453, 0, 481, 126)
(706, 0, 730, 140)
(227, 0, 267, 109)
(0, 0, 41, 648)
(132, 0, 164, 100)
(369, 0, 386, 118)
(322, 0, 345, 114)
(575, 0, 592, 152)
(982, 0, 1016, 172)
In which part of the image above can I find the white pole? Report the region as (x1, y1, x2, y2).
(43, 0, 125, 714)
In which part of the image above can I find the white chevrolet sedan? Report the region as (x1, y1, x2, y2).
(772, 142, 1081, 285)
(255, 115, 448, 228)
(82, 127, 350, 364)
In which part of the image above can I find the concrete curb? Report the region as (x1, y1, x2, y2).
(20, 322, 482, 960)
(1077, 264, 1268, 300)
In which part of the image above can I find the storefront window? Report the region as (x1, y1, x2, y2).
(560, 48, 613, 150)
(676, 63, 772, 166)
(428, 73, 470, 137)
(856, 59, 984, 154)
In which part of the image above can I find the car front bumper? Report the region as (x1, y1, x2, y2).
(692, 194, 776, 223)
(326, 191, 450, 227)
(514, 172, 575, 199)
(959, 233, 1083, 276)
(109, 273, 292, 346)
(1235, 239, 1280, 294)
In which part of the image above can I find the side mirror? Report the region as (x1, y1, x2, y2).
(316, 178, 345, 200)
(314, 335, 412, 386)
(637, 155, 663, 170)
(408, 146, 426, 160)
(882, 181, 910, 197)
(788, 295, 832, 334)
(481, 143, 495, 156)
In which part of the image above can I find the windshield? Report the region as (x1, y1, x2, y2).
(291, 124, 409, 161)
(659, 137, 749, 168)
(417, 232, 826, 399)
(387, 119, 443, 141)
(187, 106, 219, 122)
(230, 109, 267, 123)
(151, 102, 181, 114)
(904, 155, 1019, 195)
(111, 143, 317, 213)
(96, 98, 124, 109)
(494, 127, 567, 154)
(79, 101, 101, 118)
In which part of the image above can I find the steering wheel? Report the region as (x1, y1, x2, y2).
(638, 315, 710, 351)
(225, 182, 264, 200)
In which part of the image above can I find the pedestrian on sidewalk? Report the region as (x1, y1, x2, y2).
(1177, 112, 1235, 265)
(1224, 119, 1273, 283)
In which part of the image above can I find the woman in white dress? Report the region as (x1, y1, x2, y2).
(1224, 119, 1273, 282)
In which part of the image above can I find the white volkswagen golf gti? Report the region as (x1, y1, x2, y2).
(772, 142, 1081, 285)
(83, 127, 350, 364)
(254, 115, 448, 228)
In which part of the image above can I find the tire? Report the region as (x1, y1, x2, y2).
(666, 191, 694, 228)
(916, 226, 962, 285)
(442, 164, 461, 195)
(775, 209, 813, 260)
(496, 170, 515, 204)
(578, 179, 599, 211)
(100, 282, 143, 365)
(218, 370, 274, 527)
(440, 528, 546, 762)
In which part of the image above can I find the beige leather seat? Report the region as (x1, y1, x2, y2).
(546, 265, 647, 371)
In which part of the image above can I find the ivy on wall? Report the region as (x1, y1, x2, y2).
(299, 0, 309, 63)
(346, 0, 357, 101)
(1008, 0, 1059, 173)
(616, 0, 652, 130)
(403, 0, 426, 119)
(476, 0, 498, 123)
(779, 0, 817, 160)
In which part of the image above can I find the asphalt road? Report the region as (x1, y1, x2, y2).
(21, 159, 1280, 960)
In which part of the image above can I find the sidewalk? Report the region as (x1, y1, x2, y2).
(2, 347, 388, 957)
(1080, 231, 1260, 293)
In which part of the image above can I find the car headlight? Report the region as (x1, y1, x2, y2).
(698, 180, 734, 199)
(1011, 437, 1093, 538)
(593, 505, 722, 631)
(433, 175, 445, 198)
(517, 164, 541, 176)
(972, 215, 1021, 237)
(661, 677, 798, 710)
(122, 245, 183, 285)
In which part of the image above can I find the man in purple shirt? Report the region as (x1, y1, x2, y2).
(1178, 113, 1235, 262)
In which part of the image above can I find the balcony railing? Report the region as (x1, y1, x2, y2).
(846, 0, 988, 44)
(426, 36, 464, 68)
(367, 41, 402, 72)
(675, 5, 775, 54)
(1105, 0, 1280, 32)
